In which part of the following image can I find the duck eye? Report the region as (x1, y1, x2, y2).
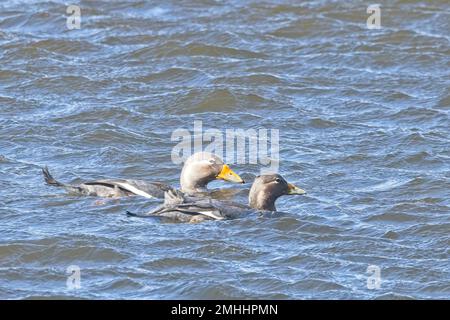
(275, 178, 282, 183)
(208, 159, 216, 164)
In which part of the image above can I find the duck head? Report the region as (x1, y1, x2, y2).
(248, 174, 306, 211)
(180, 152, 244, 193)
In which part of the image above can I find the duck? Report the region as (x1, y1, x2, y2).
(127, 173, 306, 222)
(42, 152, 244, 198)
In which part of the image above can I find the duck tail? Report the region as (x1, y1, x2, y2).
(42, 166, 66, 187)
(126, 211, 161, 219)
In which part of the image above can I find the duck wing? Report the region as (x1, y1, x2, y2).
(129, 189, 254, 221)
(83, 179, 173, 198)
(147, 198, 225, 220)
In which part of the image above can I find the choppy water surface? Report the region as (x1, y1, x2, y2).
(1, 0, 449, 299)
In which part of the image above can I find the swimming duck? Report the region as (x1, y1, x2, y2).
(42, 152, 244, 198)
(127, 173, 306, 222)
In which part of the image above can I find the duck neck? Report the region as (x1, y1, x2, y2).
(249, 192, 276, 211)
(181, 182, 208, 194)
(180, 172, 208, 194)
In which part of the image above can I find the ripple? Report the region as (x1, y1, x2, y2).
(29, 39, 101, 55)
(309, 118, 339, 128)
(365, 210, 423, 223)
(390, 107, 445, 123)
(0, 243, 129, 265)
(374, 293, 415, 300)
(141, 257, 209, 270)
(166, 43, 268, 59)
(169, 88, 275, 114)
(292, 279, 348, 292)
(213, 73, 287, 86)
(136, 67, 210, 86)
(95, 278, 143, 291)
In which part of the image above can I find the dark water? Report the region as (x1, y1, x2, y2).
(1, 0, 449, 299)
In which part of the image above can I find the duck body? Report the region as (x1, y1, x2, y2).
(42, 152, 244, 199)
(42, 167, 173, 198)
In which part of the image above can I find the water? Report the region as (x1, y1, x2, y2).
(0, 0, 449, 299)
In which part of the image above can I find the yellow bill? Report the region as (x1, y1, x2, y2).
(216, 164, 244, 183)
(287, 183, 306, 195)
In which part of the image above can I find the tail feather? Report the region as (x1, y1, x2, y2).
(126, 211, 161, 218)
(42, 166, 65, 187)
